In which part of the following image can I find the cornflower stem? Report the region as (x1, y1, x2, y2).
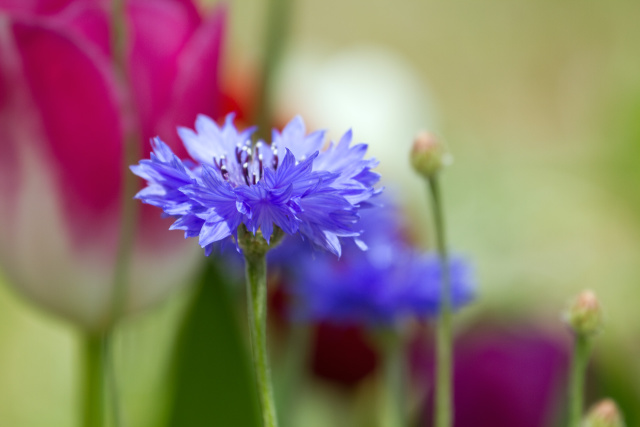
(244, 251, 279, 427)
(568, 334, 592, 427)
(377, 332, 406, 427)
(427, 175, 453, 427)
(82, 334, 105, 427)
(255, 0, 293, 139)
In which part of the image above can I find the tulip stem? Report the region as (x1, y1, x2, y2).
(568, 335, 592, 427)
(244, 251, 279, 427)
(427, 175, 453, 427)
(81, 333, 123, 427)
(255, 0, 293, 139)
(82, 334, 105, 427)
(104, 333, 124, 427)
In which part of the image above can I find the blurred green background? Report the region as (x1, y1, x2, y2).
(1, 0, 639, 425)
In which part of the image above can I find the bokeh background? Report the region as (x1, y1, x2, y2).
(1, 0, 639, 426)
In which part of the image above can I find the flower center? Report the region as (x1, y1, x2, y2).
(213, 140, 280, 187)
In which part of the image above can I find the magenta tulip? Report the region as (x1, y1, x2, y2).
(0, 0, 230, 330)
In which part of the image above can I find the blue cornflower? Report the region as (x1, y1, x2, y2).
(131, 114, 381, 256)
(284, 204, 475, 327)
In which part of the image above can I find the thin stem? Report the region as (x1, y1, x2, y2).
(380, 334, 406, 427)
(82, 334, 105, 427)
(254, 0, 293, 139)
(111, 0, 127, 77)
(103, 2, 136, 427)
(244, 253, 279, 427)
(568, 335, 592, 427)
(109, 0, 138, 325)
(427, 175, 453, 427)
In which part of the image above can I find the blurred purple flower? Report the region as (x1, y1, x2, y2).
(283, 204, 475, 327)
(132, 115, 381, 256)
(0, 0, 230, 329)
(290, 251, 473, 327)
(413, 324, 569, 427)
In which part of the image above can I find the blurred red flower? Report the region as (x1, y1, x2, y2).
(0, 0, 233, 330)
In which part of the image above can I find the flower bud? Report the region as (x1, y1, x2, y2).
(410, 131, 450, 178)
(583, 399, 625, 427)
(565, 290, 603, 336)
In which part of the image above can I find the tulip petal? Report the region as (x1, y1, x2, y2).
(10, 17, 124, 244)
(55, 1, 111, 58)
(58, 0, 203, 156)
(156, 4, 226, 152)
(0, 0, 74, 15)
(126, 0, 199, 157)
(154, 0, 201, 28)
(0, 17, 27, 222)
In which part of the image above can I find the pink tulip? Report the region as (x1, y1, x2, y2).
(0, 0, 231, 330)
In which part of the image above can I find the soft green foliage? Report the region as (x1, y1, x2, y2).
(166, 261, 259, 427)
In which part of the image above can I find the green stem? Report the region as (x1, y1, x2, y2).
(427, 176, 453, 427)
(109, 0, 137, 325)
(244, 253, 279, 427)
(82, 334, 105, 427)
(111, 0, 127, 77)
(568, 335, 592, 427)
(380, 334, 406, 427)
(102, 2, 136, 427)
(255, 0, 293, 139)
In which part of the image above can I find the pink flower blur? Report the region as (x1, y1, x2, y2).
(0, 0, 231, 330)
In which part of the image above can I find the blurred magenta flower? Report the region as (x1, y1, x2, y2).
(412, 324, 569, 427)
(0, 0, 230, 330)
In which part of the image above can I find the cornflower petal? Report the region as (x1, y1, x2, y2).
(131, 137, 196, 215)
(295, 185, 360, 256)
(271, 115, 325, 160)
(178, 113, 253, 165)
(169, 213, 205, 238)
(314, 130, 381, 204)
(236, 183, 298, 243)
(178, 164, 243, 246)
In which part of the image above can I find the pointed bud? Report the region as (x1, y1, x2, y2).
(583, 399, 625, 427)
(565, 290, 603, 337)
(410, 131, 450, 178)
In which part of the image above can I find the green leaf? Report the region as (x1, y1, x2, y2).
(166, 260, 259, 427)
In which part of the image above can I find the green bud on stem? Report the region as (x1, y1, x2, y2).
(565, 290, 603, 337)
(410, 131, 450, 178)
(583, 399, 625, 427)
